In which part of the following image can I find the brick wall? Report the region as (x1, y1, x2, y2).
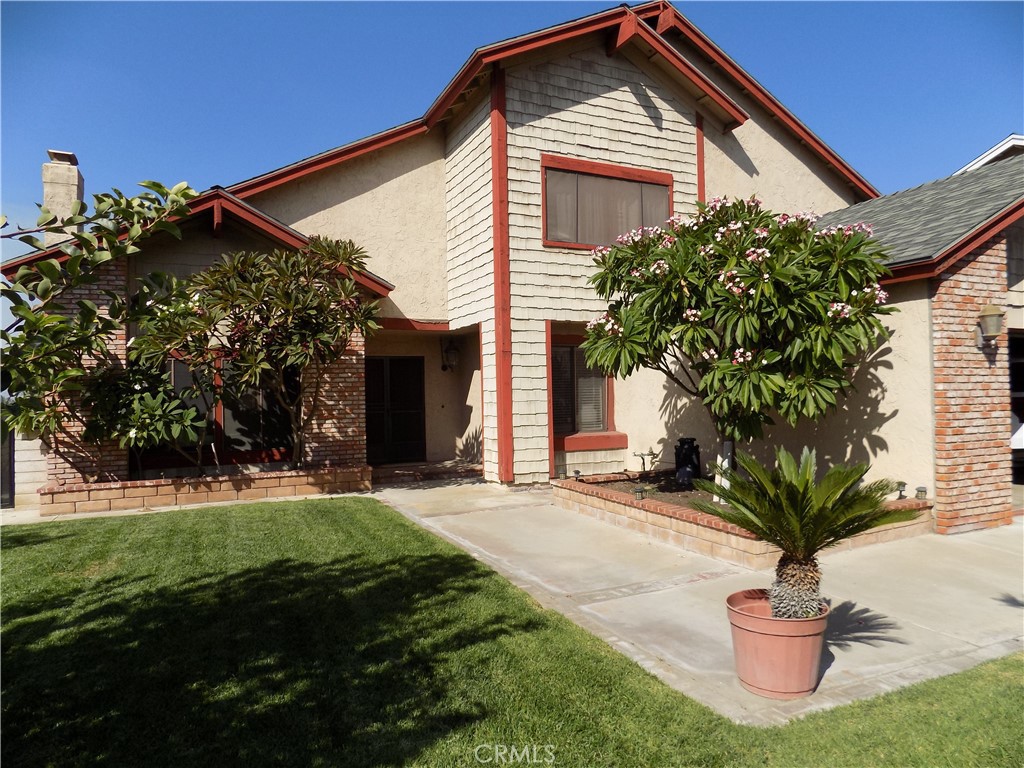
(46, 258, 130, 485)
(931, 236, 1014, 533)
(39, 465, 372, 516)
(305, 331, 367, 466)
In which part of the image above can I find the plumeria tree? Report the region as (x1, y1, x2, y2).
(1, 182, 197, 478)
(582, 196, 895, 456)
(131, 237, 380, 467)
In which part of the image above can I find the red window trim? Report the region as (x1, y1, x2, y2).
(547, 332, 627, 469)
(540, 154, 675, 250)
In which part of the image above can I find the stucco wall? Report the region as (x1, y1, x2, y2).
(504, 44, 701, 483)
(365, 329, 482, 463)
(613, 282, 935, 491)
(665, 37, 862, 215)
(248, 132, 448, 322)
(129, 219, 280, 280)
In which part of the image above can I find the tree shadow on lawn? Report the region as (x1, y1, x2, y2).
(0, 526, 75, 551)
(3, 551, 541, 767)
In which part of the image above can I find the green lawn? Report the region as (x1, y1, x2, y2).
(2, 498, 1021, 768)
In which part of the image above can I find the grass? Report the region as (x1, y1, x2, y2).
(2, 498, 1021, 768)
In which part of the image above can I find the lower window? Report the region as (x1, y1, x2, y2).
(551, 345, 606, 435)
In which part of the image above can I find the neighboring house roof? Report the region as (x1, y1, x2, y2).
(0, 187, 395, 297)
(227, 1, 877, 202)
(816, 154, 1024, 283)
(954, 134, 1024, 175)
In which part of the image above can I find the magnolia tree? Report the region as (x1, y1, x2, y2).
(1, 182, 198, 477)
(582, 196, 895, 461)
(130, 237, 380, 467)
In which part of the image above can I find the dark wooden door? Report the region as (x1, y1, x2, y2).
(366, 356, 426, 465)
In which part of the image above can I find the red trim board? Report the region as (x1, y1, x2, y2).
(490, 65, 515, 484)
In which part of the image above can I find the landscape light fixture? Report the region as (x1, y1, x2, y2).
(915, 486, 927, 500)
(976, 304, 1005, 348)
(896, 481, 907, 500)
(573, 469, 581, 480)
(634, 485, 646, 500)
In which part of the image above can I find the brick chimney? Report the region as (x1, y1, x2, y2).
(42, 149, 84, 246)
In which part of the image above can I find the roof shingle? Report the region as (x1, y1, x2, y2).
(816, 155, 1024, 267)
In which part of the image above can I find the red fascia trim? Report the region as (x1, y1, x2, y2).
(379, 318, 450, 332)
(546, 321, 556, 479)
(491, 65, 515, 484)
(634, 3, 877, 199)
(695, 113, 706, 203)
(425, 6, 746, 132)
(227, 121, 429, 200)
(629, 20, 747, 129)
(885, 197, 1024, 285)
(608, 12, 640, 56)
(540, 154, 674, 249)
(426, 9, 637, 126)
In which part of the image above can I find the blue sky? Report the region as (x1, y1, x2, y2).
(2, 1, 1022, 263)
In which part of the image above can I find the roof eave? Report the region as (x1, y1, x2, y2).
(885, 196, 1024, 284)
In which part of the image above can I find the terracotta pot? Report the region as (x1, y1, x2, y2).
(725, 588, 830, 700)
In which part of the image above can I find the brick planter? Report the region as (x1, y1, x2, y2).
(551, 473, 933, 570)
(38, 465, 372, 517)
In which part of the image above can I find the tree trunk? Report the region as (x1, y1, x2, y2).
(769, 554, 823, 619)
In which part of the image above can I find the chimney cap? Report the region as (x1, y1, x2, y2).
(46, 149, 79, 165)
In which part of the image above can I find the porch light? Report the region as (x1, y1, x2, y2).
(634, 485, 646, 500)
(915, 486, 927, 500)
(976, 304, 1005, 348)
(440, 337, 460, 371)
(896, 481, 906, 500)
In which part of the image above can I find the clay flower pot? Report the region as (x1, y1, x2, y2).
(726, 589, 830, 700)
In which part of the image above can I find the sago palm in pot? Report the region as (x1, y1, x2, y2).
(693, 447, 916, 619)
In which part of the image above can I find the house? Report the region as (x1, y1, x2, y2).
(3, 1, 1020, 533)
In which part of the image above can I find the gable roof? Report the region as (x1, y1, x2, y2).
(815, 154, 1024, 283)
(1, 187, 395, 297)
(228, 1, 876, 202)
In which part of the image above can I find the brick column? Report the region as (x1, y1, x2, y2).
(931, 236, 1013, 533)
(304, 331, 367, 467)
(45, 259, 131, 485)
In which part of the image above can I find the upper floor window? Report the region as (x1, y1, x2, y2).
(542, 155, 672, 249)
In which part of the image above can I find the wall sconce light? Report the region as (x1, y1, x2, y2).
(915, 486, 927, 500)
(440, 337, 460, 371)
(976, 304, 1005, 348)
(896, 481, 906, 500)
(634, 485, 646, 500)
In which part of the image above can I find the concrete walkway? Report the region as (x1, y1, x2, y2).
(372, 480, 1024, 726)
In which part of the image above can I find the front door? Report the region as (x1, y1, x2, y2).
(366, 356, 427, 465)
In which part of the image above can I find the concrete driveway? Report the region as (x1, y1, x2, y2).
(374, 480, 1024, 726)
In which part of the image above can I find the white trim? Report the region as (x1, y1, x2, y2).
(953, 134, 1024, 175)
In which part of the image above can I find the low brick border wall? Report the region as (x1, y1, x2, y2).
(38, 465, 372, 516)
(551, 473, 934, 570)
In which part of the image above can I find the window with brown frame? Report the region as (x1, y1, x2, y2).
(542, 156, 672, 248)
